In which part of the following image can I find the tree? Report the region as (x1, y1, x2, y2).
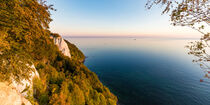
(0, 0, 53, 83)
(146, 0, 210, 80)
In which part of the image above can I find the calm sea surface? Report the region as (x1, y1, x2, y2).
(67, 38, 210, 105)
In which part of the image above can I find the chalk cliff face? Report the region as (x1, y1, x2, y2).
(10, 65, 39, 96)
(51, 35, 71, 58)
(0, 64, 39, 105)
(0, 82, 32, 105)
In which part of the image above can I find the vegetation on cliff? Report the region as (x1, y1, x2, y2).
(0, 0, 117, 105)
(65, 39, 85, 62)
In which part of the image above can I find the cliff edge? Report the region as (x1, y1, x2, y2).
(50, 34, 71, 58)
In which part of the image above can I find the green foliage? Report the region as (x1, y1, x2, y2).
(0, 49, 33, 83)
(34, 45, 117, 104)
(65, 39, 85, 62)
(0, 0, 53, 83)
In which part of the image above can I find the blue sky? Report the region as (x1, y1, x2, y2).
(48, 0, 201, 38)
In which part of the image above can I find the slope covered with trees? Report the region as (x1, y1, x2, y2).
(0, 0, 117, 105)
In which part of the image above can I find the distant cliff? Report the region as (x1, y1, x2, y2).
(50, 34, 71, 58)
(33, 34, 118, 105)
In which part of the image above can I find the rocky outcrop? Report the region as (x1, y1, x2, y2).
(50, 35, 71, 58)
(10, 65, 39, 96)
(0, 82, 32, 105)
(0, 64, 39, 105)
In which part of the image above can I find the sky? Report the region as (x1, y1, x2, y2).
(48, 0, 201, 38)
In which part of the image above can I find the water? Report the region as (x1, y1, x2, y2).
(66, 37, 210, 105)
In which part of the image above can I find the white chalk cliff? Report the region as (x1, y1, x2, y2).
(0, 64, 39, 105)
(0, 65, 39, 105)
(51, 35, 71, 58)
(10, 65, 39, 96)
(0, 82, 32, 105)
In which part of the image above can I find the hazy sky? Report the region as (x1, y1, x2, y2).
(48, 0, 201, 38)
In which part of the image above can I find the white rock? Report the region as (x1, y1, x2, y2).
(51, 35, 71, 58)
(0, 82, 32, 105)
(10, 65, 39, 96)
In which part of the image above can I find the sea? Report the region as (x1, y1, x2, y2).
(66, 37, 210, 105)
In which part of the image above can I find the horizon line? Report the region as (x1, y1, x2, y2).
(62, 35, 200, 40)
